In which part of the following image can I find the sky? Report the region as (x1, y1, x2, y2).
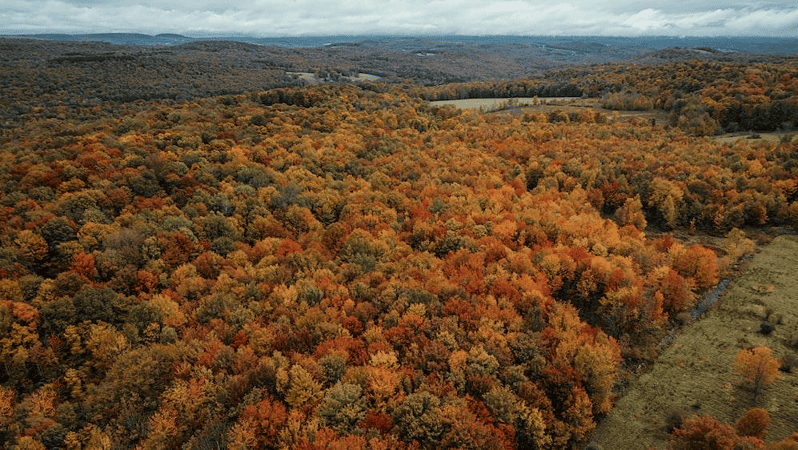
(2, 0, 798, 37)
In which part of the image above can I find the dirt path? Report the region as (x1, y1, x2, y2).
(591, 234, 798, 449)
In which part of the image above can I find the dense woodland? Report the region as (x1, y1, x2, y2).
(416, 59, 798, 136)
(3, 37, 798, 134)
(1, 38, 798, 450)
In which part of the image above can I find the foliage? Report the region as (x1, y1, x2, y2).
(735, 408, 770, 440)
(734, 347, 782, 402)
(669, 415, 764, 450)
(0, 73, 792, 449)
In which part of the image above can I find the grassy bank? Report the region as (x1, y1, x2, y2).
(592, 234, 798, 449)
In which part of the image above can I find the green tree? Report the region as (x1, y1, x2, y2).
(317, 382, 366, 435)
(393, 391, 444, 449)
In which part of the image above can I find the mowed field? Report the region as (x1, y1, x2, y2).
(429, 97, 584, 109)
(591, 234, 798, 449)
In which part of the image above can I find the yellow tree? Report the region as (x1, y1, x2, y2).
(734, 346, 781, 402)
(614, 195, 647, 231)
(0, 385, 14, 434)
(15, 230, 49, 262)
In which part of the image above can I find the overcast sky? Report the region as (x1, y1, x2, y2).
(2, 0, 798, 37)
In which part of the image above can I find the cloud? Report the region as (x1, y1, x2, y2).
(1, 0, 797, 37)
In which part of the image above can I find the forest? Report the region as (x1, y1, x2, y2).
(1, 37, 798, 450)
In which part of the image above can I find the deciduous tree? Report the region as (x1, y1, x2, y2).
(734, 346, 781, 403)
(669, 415, 747, 450)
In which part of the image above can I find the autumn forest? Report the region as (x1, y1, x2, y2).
(1, 37, 798, 450)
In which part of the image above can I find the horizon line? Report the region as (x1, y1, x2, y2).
(3, 32, 797, 39)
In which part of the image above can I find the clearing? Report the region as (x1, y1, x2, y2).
(713, 132, 795, 145)
(286, 71, 381, 84)
(429, 97, 670, 123)
(591, 234, 798, 449)
(429, 97, 584, 109)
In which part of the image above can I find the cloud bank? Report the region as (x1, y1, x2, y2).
(2, 0, 798, 37)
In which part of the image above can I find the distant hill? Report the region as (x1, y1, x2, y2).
(7, 33, 798, 54)
(9, 32, 181, 46)
(1, 33, 797, 130)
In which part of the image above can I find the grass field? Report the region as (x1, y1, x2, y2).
(713, 132, 795, 144)
(429, 96, 673, 125)
(591, 234, 798, 449)
(428, 97, 583, 109)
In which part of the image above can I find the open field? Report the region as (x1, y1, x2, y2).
(713, 132, 796, 145)
(429, 97, 584, 109)
(429, 97, 671, 124)
(286, 71, 382, 84)
(592, 234, 798, 450)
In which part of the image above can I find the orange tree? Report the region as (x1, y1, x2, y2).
(734, 346, 781, 403)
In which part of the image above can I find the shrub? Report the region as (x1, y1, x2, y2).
(665, 408, 687, 433)
(779, 354, 797, 373)
(670, 415, 738, 450)
(734, 408, 769, 439)
(675, 312, 692, 326)
(768, 433, 798, 450)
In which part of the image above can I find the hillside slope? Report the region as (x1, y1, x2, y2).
(592, 234, 798, 449)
